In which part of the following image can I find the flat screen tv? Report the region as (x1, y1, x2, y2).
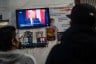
(16, 8, 50, 29)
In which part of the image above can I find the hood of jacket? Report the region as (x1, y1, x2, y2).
(0, 50, 24, 64)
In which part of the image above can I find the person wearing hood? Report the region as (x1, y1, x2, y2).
(46, 4, 96, 64)
(0, 26, 36, 64)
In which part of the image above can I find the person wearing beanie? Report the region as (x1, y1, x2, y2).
(46, 4, 96, 64)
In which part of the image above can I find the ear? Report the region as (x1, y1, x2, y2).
(11, 38, 19, 49)
(12, 38, 16, 46)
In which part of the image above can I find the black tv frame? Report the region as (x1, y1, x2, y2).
(16, 8, 50, 29)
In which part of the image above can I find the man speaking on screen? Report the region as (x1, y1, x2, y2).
(26, 10, 41, 26)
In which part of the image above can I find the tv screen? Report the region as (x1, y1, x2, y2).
(16, 8, 50, 29)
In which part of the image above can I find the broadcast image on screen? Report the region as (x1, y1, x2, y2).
(16, 8, 50, 29)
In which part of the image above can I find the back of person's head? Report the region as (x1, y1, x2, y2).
(70, 4, 96, 27)
(50, 18, 55, 26)
(0, 26, 17, 51)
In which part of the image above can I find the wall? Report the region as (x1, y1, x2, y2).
(7, 0, 74, 9)
(0, 0, 8, 20)
(0, 0, 74, 64)
(5, 0, 74, 27)
(0, 0, 74, 27)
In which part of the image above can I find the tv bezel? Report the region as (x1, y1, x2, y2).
(16, 8, 50, 29)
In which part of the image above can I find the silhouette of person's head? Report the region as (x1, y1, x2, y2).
(50, 18, 55, 26)
(28, 10, 36, 19)
(69, 4, 96, 27)
(0, 26, 19, 51)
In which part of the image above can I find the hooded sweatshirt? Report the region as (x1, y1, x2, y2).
(46, 25, 96, 64)
(0, 50, 36, 64)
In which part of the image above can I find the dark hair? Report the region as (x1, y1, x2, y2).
(70, 4, 96, 27)
(0, 26, 16, 51)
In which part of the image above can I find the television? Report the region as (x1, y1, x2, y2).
(16, 8, 50, 29)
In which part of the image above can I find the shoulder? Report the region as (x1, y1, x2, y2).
(34, 18, 40, 21)
(48, 44, 61, 55)
(46, 44, 61, 64)
(52, 44, 61, 50)
(18, 54, 36, 64)
(25, 18, 31, 23)
(11, 50, 36, 64)
(26, 18, 30, 21)
(35, 18, 39, 20)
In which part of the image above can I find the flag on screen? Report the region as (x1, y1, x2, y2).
(26, 9, 45, 24)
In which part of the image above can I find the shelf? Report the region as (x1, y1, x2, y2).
(20, 43, 48, 48)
